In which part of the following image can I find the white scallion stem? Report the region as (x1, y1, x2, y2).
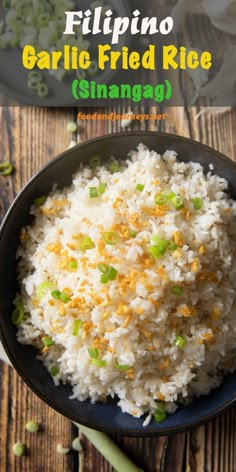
(74, 423, 143, 472)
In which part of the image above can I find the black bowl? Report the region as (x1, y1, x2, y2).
(1, 132, 236, 436)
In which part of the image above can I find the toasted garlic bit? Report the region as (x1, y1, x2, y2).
(191, 258, 201, 273)
(173, 231, 183, 247)
(198, 245, 206, 255)
(211, 307, 221, 321)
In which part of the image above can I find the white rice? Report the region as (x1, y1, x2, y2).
(15, 144, 236, 425)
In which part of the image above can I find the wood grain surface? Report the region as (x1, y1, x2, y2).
(0, 105, 236, 472)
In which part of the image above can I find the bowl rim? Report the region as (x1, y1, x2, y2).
(1, 130, 236, 436)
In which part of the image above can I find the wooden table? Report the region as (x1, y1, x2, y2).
(0, 105, 236, 472)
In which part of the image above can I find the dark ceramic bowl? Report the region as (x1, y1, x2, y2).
(1, 132, 236, 437)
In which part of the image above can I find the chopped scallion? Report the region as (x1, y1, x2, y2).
(97, 264, 118, 283)
(167, 241, 178, 252)
(56, 443, 70, 455)
(51, 290, 71, 303)
(42, 336, 54, 347)
(72, 320, 82, 336)
(155, 194, 167, 205)
(51, 290, 61, 300)
(171, 286, 184, 297)
(103, 232, 119, 245)
(88, 60, 98, 76)
(171, 195, 184, 210)
(192, 197, 202, 211)
(80, 236, 94, 251)
(36, 281, 55, 300)
(89, 155, 101, 168)
(101, 266, 118, 283)
(152, 236, 168, 255)
(28, 71, 42, 81)
(97, 263, 109, 273)
(25, 421, 39, 433)
(66, 121, 77, 133)
(175, 335, 186, 348)
(50, 366, 59, 377)
(160, 190, 176, 200)
(108, 162, 120, 174)
(136, 184, 144, 192)
(89, 187, 99, 198)
(68, 260, 78, 270)
(11, 303, 24, 326)
(115, 364, 131, 371)
(33, 196, 46, 207)
(88, 348, 99, 359)
(91, 358, 107, 367)
(98, 183, 106, 194)
(153, 404, 167, 422)
(12, 442, 26, 456)
(37, 83, 48, 98)
(148, 246, 162, 260)
(129, 230, 137, 238)
(0, 161, 13, 176)
(60, 292, 71, 303)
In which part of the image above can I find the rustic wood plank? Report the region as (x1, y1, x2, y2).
(0, 106, 78, 472)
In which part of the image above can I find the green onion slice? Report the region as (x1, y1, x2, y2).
(88, 60, 98, 76)
(171, 195, 184, 210)
(89, 187, 99, 198)
(51, 290, 61, 300)
(171, 286, 184, 297)
(50, 366, 59, 377)
(148, 246, 162, 260)
(12, 442, 26, 456)
(115, 364, 131, 371)
(192, 197, 202, 211)
(36, 281, 55, 300)
(33, 196, 47, 207)
(51, 290, 71, 303)
(97, 263, 109, 274)
(160, 190, 176, 200)
(153, 404, 167, 422)
(155, 194, 167, 205)
(88, 348, 99, 359)
(68, 260, 78, 270)
(97, 264, 118, 283)
(167, 241, 178, 252)
(152, 236, 168, 255)
(89, 155, 101, 168)
(25, 420, 39, 433)
(103, 232, 119, 245)
(28, 71, 42, 81)
(80, 236, 94, 251)
(98, 183, 106, 194)
(42, 336, 54, 347)
(37, 83, 48, 98)
(101, 266, 118, 283)
(175, 335, 186, 348)
(72, 320, 83, 336)
(11, 303, 24, 326)
(108, 162, 120, 174)
(60, 292, 71, 303)
(91, 358, 107, 367)
(129, 230, 137, 238)
(0, 161, 13, 176)
(136, 184, 145, 192)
